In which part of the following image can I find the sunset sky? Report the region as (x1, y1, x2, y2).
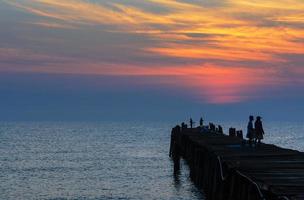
(1, 0, 304, 121)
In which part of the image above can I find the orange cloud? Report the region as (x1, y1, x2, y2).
(2, 0, 304, 104)
(147, 46, 279, 62)
(1, 53, 282, 104)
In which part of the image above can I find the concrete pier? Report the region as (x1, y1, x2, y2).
(169, 125, 304, 200)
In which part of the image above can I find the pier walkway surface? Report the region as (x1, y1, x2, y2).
(169, 126, 304, 200)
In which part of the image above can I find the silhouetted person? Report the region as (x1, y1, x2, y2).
(181, 122, 187, 130)
(190, 118, 194, 128)
(237, 130, 243, 139)
(254, 116, 264, 144)
(210, 123, 216, 132)
(218, 125, 223, 134)
(246, 116, 255, 145)
(199, 117, 204, 127)
(229, 127, 236, 137)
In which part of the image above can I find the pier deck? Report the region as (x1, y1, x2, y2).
(169, 127, 304, 200)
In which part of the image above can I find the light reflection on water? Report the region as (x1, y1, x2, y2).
(0, 121, 303, 200)
(0, 122, 205, 200)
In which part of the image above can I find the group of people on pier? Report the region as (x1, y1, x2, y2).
(181, 116, 265, 145)
(186, 117, 223, 134)
(246, 115, 265, 145)
(181, 117, 204, 129)
(189, 117, 204, 128)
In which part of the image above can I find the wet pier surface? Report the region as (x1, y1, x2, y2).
(169, 127, 304, 200)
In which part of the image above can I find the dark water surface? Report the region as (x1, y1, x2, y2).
(1, 121, 303, 200)
(0, 122, 204, 200)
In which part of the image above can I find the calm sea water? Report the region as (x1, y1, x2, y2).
(0, 121, 303, 200)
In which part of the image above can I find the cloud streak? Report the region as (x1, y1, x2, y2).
(1, 0, 304, 103)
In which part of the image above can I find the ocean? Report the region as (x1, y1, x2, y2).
(0, 121, 303, 200)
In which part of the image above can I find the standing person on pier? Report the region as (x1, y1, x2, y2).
(190, 118, 194, 128)
(255, 116, 264, 144)
(199, 117, 204, 127)
(246, 116, 255, 145)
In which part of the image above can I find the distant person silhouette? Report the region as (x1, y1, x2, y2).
(209, 123, 216, 132)
(190, 118, 194, 128)
(255, 116, 264, 144)
(246, 116, 255, 145)
(181, 122, 187, 130)
(218, 125, 223, 134)
(199, 117, 204, 127)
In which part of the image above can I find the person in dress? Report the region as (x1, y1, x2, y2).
(246, 116, 255, 145)
(254, 116, 265, 144)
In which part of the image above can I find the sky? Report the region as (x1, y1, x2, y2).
(0, 0, 304, 121)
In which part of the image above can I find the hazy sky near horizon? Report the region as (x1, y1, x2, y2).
(0, 0, 304, 121)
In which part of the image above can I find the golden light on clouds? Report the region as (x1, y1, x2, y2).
(2, 0, 304, 103)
